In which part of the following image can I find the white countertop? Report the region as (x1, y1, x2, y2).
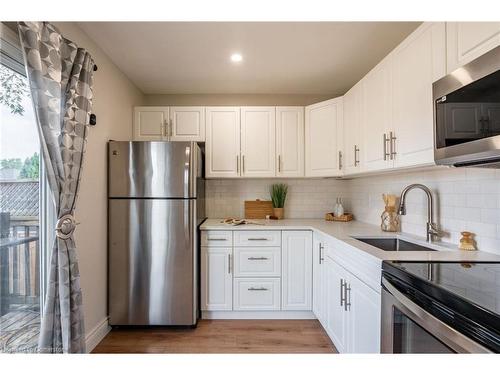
(200, 218, 500, 262)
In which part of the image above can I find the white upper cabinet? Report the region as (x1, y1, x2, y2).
(133, 106, 169, 141)
(343, 82, 364, 175)
(392, 23, 446, 169)
(206, 107, 241, 178)
(240, 107, 276, 178)
(361, 59, 393, 172)
(281, 231, 312, 311)
(276, 107, 305, 177)
(305, 97, 343, 177)
(169, 106, 205, 141)
(446, 22, 500, 73)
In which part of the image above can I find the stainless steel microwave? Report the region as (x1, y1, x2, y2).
(433, 45, 500, 167)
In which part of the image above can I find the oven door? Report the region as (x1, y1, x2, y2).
(381, 277, 491, 353)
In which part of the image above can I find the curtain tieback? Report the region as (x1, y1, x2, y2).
(55, 214, 80, 239)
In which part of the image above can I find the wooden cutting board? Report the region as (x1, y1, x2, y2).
(244, 200, 273, 219)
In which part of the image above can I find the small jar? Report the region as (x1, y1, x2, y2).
(381, 206, 399, 232)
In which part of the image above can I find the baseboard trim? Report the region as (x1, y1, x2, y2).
(85, 317, 111, 353)
(201, 311, 316, 320)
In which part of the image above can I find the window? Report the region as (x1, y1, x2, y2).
(0, 22, 53, 353)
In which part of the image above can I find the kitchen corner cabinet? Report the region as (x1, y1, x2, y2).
(240, 107, 276, 178)
(133, 106, 205, 142)
(276, 107, 305, 177)
(205, 107, 241, 178)
(305, 97, 343, 177)
(201, 246, 233, 311)
(169, 106, 205, 141)
(133, 106, 169, 141)
(281, 231, 312, 311)
(446, 22, 500, 73)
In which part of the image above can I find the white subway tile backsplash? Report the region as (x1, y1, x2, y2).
(206, 167, 500, 256)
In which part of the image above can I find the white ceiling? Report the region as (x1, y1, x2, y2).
(78, 22, 420, 95)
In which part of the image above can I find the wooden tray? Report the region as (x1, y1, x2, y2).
(325, 212, 353, 222)
(245, 200, 273, 219)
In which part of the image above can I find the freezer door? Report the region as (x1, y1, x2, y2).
(108, 141, 200, 198)
(109, 198, 197, 325)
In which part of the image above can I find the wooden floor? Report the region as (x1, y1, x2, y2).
(0, 306, 40, 353)
(93, 319, 337, 354)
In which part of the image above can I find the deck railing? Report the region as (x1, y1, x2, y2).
(0, 224, 40, 316)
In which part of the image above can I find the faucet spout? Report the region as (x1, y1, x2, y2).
(398, 183, 439, 242)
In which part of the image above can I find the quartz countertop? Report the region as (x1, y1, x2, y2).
(200, 218, 500, 262)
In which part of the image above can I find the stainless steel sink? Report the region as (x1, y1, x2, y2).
(353, 237, 437, 252)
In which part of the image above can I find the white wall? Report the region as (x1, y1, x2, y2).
(348, 167, 500, 256)
(52, 23, 144, 343)
(206, 178, 348, 219)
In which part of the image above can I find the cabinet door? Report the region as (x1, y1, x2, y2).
(361, 59, 393, 172)
(392, 23, 446, 168)
(276, 107, 305, 177)
(325, 257, 348, 353)
(305, 97, 343, 177)
(446, 22, 500, 73)
(201, 247, 233, 311)
(343, 82, 363, 175)
(205, 107, 241, 178)
(312, 235, 326, 326)
(240, 107, 276, 177)
(347, 274, 381, 353)
(133, 106, 168, 141)
(282, 231, 312, 311)
(169, 106, 205, 142)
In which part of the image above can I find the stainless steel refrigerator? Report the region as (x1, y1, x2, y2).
(108, 141, 205, 326)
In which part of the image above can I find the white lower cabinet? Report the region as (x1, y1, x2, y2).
(201, 230, 312, 315)
(281, 231, 312, 311)
(201, 247, 233, 311)
(233, 278, 281, 311)
(313, 232, 382, 353)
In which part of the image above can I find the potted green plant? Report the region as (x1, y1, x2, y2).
(270, 183, 288, 220)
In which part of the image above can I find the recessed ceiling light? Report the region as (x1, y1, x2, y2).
(230, 53, 243, 63)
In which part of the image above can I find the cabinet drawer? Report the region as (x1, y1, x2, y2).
(234, 231, 281, 247)
(201, 231, 233, 247)
(234, 247, 281, 277)
(233, 278, 281, 311)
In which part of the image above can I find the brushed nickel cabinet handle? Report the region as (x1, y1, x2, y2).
(390, 131, 397, 159)
(338, 151, 343, 170)
(354, 145, 360, 166)
(248, 287, 268, 291)
(383, 133, 390, 161)
(242, 155, 245, 173)
(344, 283, 351, 311)
(278, 155, 281, 173)
(236, 155, 239, 174)
(248, 257, 269, 260)
(340, 279, 345, 307)
(208, 238, 227, 241)
(228, 254, 231, 274)
(248, 238, 268, 241)
(319, 243, 324, 264)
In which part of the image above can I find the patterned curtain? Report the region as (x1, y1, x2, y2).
(17, 21, 95, 353)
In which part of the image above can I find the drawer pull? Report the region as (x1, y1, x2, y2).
(248, 238, 269, 241)
(208, 238, 227, 241)
(248, 287, 268, 291)
(248, 257, 269, 260)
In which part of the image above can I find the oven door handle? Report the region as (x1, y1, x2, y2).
(382, 278, 491, 353)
